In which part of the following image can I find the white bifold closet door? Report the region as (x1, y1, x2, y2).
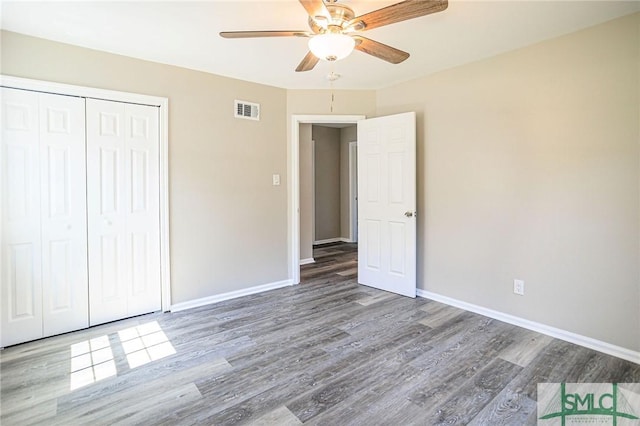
(86, 99, 161, 326)
(1, 88, 88, 347)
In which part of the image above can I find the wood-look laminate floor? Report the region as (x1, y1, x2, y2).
(1, 242, 639, 425)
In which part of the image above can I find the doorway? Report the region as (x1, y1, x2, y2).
(305, 124, 356, 246)
(300, 123, 358, 284)
(289, 115, 365, 284)
(290, 112, 417, 297)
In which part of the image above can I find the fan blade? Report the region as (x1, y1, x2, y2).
(296, 51, 320, 72)
(353, 36, 410, 64)
(298, 0, 331, 22)
(348, 0, 447, 31)
(220, 30, 311, 39)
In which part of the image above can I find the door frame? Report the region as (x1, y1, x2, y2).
(348, 141, 358, 243)
(0, 75, 172, 312)
(311, 139, 316, 246)
(289, 114, 365, 284)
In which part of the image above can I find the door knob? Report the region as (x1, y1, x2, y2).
(404, 211, 414, 217)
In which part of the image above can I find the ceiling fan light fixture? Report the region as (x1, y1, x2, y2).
(308, 33, 355, 62)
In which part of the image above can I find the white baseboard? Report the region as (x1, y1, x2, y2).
(314, 237, 353, 245)
(299, 258, 315, 265)
(417, 289, 640, 365)
(171, 279, 294, 313)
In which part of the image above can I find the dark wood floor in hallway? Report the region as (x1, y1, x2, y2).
(1, 242, 639, 425)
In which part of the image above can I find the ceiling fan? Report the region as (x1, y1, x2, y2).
(220, 0, 448, 72)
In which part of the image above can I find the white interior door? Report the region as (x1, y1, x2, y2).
(86, 99, 161, 326)
(1, 88, 44, 346)
(39, 93, 88, 337)
(357, 112, 416, 297)
(87, 99, 128, 325)
(124, 103, 161, 317)
(1, 89, 87, 347)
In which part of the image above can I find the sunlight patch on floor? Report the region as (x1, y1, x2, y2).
(68, 321, 176, 391)
(118, 321, 176, 369)
(69, 335, 116, 390)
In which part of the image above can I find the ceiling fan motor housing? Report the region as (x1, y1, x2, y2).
(308, 3, 358, 34)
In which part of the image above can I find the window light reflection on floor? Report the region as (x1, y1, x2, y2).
(117, 321, 176, 369)
(69, 335, 117, 390)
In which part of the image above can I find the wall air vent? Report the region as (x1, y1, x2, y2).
(234, 100, 260, 121)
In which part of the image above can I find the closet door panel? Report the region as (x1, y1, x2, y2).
(87, 99, 128, 325)
(39, 93, 89, 337)
(125, 103, 161, 316)
(2, 85, 164, 346)
(1, 88, 43, 347)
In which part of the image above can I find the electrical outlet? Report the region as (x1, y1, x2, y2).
(514, 279, 525, 296)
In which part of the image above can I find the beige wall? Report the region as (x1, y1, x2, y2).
(377, 13, 640, 351)
(286, 90, 377, 118)
(299, 124, 314, 261)
(1, 30, 289, 304)
(340, 126, 357, 240)
(313, 125, 341, 241)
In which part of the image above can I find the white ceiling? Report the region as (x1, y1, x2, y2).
(2, 1, 638, 90)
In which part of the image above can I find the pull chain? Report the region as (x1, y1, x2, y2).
(329, 61, 336, 113)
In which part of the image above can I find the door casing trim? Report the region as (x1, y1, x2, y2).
(288, 115, 365, 284)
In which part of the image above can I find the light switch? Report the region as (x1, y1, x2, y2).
(272, 174, 280, 186)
